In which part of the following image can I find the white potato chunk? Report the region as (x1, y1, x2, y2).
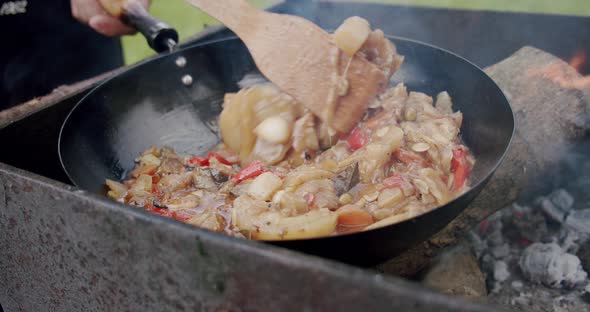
(334, 16, 371, 56)
(247, 172, 283, 201)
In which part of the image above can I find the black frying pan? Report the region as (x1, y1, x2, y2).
(59, 36, 513, 266)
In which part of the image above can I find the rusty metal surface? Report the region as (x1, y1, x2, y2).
(0, 163, 503, 311)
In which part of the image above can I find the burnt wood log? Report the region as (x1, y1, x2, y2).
(0, 68, 124, 129)
(379, 46, 590, 276)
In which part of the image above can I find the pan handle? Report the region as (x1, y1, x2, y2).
(99, 0, 179, 53)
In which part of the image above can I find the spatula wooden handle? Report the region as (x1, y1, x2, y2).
(99, 0, 178, 53)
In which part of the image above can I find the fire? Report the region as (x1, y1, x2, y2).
(526, 49, 590, 90)
(568, 49, 586, 73)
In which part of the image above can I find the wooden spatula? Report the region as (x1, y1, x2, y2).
(100, 0, 387, 133)
(184, 0, 387, 133)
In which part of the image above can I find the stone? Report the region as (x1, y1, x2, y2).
(421, 244, 487, 302)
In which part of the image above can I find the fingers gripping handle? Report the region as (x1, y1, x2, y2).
(99, 0, 179, 52)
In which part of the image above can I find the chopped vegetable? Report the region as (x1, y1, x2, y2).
(271, 190, 309, 214)
(304, 192, 315, 206)
(282, 167, 334, 190)
(377, 188, 403, 208)
(145, 204, 170, 217)
(130, 164, 158, 178)
(339, 193, 353, 205)
(254, 116, 292, 144)
(383, 173, 404, 189)
(253, 209, 338, 240)
(105, 179, 127, 200)
(105, 18, 475, 240)
(131, 174, 153, 193)
(207, 152, 233, 165)
(232, 160, 264, 184)
(346, 126, 368, 151)
(187, 209, 221, 231)
(394, 148, 426, 165)
(192, 168, 218, 190)
(187, 156, 209, 166)
(157, 173, 193, 193)
(411, 142, 430, 152)
(295, 179, 339, 210)
(247, 172, 283, 200)
(337, 207, 373, 227)
(214, 148, 239, 164)
(137, 154, 161, 167)
(171, 211, 193, 222)
(451, 147, 468, 190)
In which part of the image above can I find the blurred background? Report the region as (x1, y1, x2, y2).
(122, 0, 590, 65)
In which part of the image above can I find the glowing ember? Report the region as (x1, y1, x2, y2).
(569, 49, 586, 73)
(526, 50, 590, 89)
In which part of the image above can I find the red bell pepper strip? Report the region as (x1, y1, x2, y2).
(383, 173, 404, 189)
(231, 160, 264, 184)
(214, 149, 240, 164)
(187, 156, 209, 166)
(144, 204, 170, 217)
(304, 193, 315, 206)
(451, 147, 468, 190)
(151, 175, 160, 184)
(346, 127, 368, 151)
(171, 211, 193, 222)
(207, 151, 233, 165)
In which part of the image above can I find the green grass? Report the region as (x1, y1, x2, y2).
(121, 0, 272, 64)
(122, 0, 590, 65)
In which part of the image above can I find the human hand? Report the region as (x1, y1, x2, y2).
(71, 0, 150, 36)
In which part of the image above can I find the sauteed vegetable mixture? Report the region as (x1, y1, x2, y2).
(106, 17, 475, 240)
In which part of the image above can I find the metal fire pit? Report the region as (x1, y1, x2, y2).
(1, 1, 589, 311)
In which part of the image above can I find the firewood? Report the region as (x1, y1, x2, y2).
(379, 46, 590, 276)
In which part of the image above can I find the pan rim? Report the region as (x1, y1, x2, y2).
(58, 35, 515, 243)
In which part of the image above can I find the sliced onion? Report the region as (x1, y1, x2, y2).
(254, 116, 291, 144)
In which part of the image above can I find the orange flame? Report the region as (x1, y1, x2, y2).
(569, 49, 586, 73)
(526, 49, 590, 90)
